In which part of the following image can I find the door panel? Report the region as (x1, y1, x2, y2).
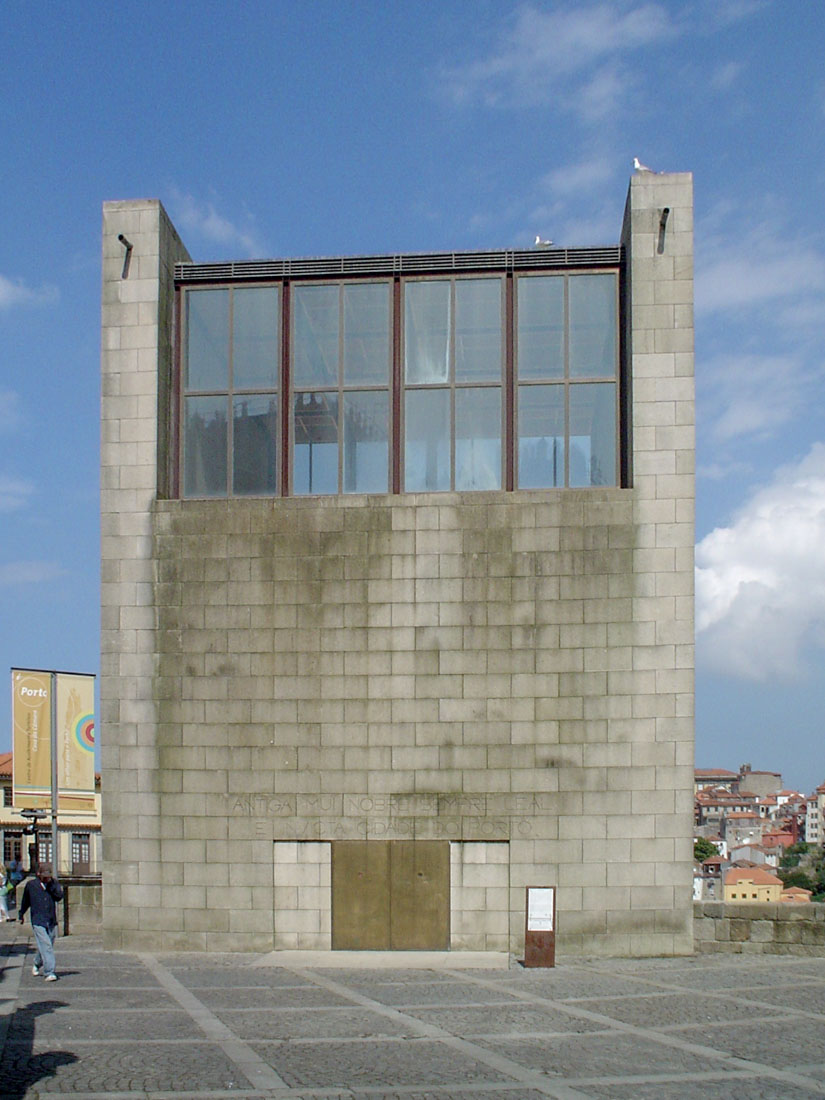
(331, 840, 390, 950)
(331, 840, 449, 950)
(390, 841, 449, 950)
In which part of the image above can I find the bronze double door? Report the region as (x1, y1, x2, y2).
(331, 840, 449, 950)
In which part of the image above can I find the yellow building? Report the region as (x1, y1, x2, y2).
(0, 752, 102, 876)
(724, 866, 782, 903)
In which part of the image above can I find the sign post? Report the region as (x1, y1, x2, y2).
(524, 885, 556, 967)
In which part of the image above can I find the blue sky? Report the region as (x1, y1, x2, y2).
(1, 1, 824, 792)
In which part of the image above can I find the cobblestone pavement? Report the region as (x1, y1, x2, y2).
(2, 922, 825, 1099)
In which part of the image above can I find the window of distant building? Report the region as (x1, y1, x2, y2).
(177, 256, 621, 498)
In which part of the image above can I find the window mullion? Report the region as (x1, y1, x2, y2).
(392, 277, 401, 494)
(338, 282, 344, 495)
(281, 282, 291, 496)
(450, 279, 456, 491)
(227, 289, 234, 495)
(505, 273, 514, 492)
(563, 275, 570, 488)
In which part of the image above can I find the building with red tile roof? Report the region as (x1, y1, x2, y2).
(1, 751, 101, 874)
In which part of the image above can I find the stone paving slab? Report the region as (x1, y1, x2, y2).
(193, 986, 358, 1011)
(400, 1005, 606, 1036)
(566, 990, 796, 1027)
(249, 1037, 514, 1090)
(3, 923, 825, 1099)
(584, 1077, 825, 1099)
(213, 1008, 416, 1041)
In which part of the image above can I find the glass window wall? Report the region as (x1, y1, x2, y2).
(180, 267, 620, 497)
(183, 286, 279, 496)
(404, 277, 503, 492)
(291, 281, 390, 495)
(516, 273, 617, 489)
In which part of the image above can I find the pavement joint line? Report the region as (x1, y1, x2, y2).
(139, 953, 289, 1092)
(287, 966, 593, 1100)
(450, 967, 825, 1097)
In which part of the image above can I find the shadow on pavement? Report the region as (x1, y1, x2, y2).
(2, 999, 78, 1100)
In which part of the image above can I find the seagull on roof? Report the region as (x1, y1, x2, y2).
(633, 157, 653, 173)
(534, 235, 553, 247)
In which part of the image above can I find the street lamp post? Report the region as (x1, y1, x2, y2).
(15, 808, 49, 873)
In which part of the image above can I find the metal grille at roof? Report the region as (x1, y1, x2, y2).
(175, 245, 623, 284)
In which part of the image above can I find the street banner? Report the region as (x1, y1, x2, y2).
(11, 668, 96, 812)
(11, 669, 52, 809)
(55, 672, 96, 812)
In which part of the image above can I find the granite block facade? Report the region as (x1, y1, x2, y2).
(100, 173, 694, 956)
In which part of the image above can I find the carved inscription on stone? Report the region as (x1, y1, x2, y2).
(230, 791, 550, 840)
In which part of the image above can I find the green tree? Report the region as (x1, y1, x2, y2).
(778, 868, 814, 891)
(694, 838, 719, 862)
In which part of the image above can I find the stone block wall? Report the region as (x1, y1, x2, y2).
(273, 841, 331, 949)
(61, 877, 103, 934)
(100, 175, 695, 956)
(694, 901, 825, 955)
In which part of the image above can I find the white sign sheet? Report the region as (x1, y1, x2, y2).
(527, 886, 555, 932)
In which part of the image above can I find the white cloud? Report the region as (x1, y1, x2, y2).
(0, 561, 66, 586)
(541, 156, 615, 199)
(0, 391, 21, 433)
(696, 206, 825, 316)
(168, 190, 265, 257)
(697, 458, 752, 482)
(709, 60, 743, 90)
(696, 443, 825, 680)
(0, 475, 34, 512)
(0, 274, 58, 310)
(440, 3, 676, 115)
(701, 352, 818, 443)
(701, 0, 769, 28)
(697, 252, 825, 315)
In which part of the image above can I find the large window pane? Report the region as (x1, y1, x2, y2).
(293, 285, 338, 386)
(293, 392, 338, 494)
(517, 277, 563, 380)
(343, 283, 389, 385)
(405, 389, 449, 492)
(518, 385, 565, 488)
(569, 274, 616, 378)
(184, 395, 227, 496)
(455, 279, 502, 382)
(343, 391, 388, 493)
(455, 387, 501, 490)
(405, 281, 450, 383)
(186, 289, 229, 390)
(233, 287, 279, 390)
(233, 395, 278, 495)
(569, 382, 616, 486)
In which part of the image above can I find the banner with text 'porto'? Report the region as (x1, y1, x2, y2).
(11, 669, 52, 810)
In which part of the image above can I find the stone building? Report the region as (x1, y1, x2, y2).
(100, 171, 695, 956)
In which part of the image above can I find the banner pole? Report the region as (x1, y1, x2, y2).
(50, 672, 59, 872)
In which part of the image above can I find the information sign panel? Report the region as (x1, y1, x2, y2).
(524, 885, 556, 967)
(527, 886, 555, 931)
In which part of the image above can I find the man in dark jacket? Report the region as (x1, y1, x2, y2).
(19, 863, 64, 981)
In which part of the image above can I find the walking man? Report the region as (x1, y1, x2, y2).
(19, 863, 63, 981)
